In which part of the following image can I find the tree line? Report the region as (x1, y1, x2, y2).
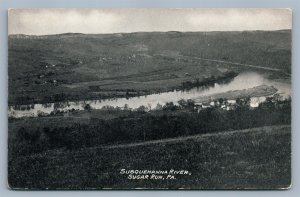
(10, 97, 291, 157)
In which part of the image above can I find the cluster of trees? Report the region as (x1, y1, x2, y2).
(12, 96, 36, 106)
(181, 71, 237, 90)
(9, 70, 237, 106)
(11, 98, 291, 156)
(10, 104, 35, 111)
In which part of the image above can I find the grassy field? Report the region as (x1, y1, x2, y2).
(8, 125, 291, 189)
(8, 30, 291, 105)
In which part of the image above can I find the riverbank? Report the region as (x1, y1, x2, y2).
(9, 30, 291, 106)
(8, 96, 291, 156)
(6, 84, 281, 119)
(9, 70, 291, 119)
(8, 71, 238, 106)
(194, 85, 278, 104)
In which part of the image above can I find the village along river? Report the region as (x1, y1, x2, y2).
(8, 72, 291, 118)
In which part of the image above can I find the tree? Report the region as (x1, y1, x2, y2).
(186, 99, 195, 109)
(155, 103, 163, 110)
(163, 102, 178, 111)
(84, 104, 92, 111)
(178, 99, 188, 109)
(123, 104, 129, 110)
(218, 98, 224, 105)
(137, 105, 147, 112)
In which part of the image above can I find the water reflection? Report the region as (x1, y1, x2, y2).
(8, 72, 291, 118)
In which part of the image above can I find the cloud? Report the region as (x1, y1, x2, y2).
(9, 9, 124, 35)
(186, 9, 292, 31)
(8, 9, 292, 35)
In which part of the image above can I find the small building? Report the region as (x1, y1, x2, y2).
(227, 100, 236, 104)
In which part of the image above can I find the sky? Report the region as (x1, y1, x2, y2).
(8, 8, 292, 35)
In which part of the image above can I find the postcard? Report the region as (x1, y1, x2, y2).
(8, 8, 292, 189)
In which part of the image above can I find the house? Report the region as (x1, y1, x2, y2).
(226, 106, 236, 111)
(227, 100, 236, 104)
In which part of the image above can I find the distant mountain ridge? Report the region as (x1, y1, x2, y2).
(8, 29, 291, 38)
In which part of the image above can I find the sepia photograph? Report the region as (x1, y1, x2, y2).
(7, 8, 292, 189)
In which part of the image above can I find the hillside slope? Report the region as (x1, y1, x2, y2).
(8, 30, 291, 105)
(8, 125, 291, 189)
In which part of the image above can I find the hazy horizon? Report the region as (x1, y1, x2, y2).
(8, 8, 292, 35)
(8, 29, 292, 36)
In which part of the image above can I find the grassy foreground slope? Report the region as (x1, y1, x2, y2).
(8, 125, 291, 189)
(8, 30, 291, 104)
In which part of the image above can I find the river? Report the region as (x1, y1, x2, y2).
(8, 72, 291, 118)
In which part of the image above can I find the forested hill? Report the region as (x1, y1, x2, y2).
(9, 30, 291, 72)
